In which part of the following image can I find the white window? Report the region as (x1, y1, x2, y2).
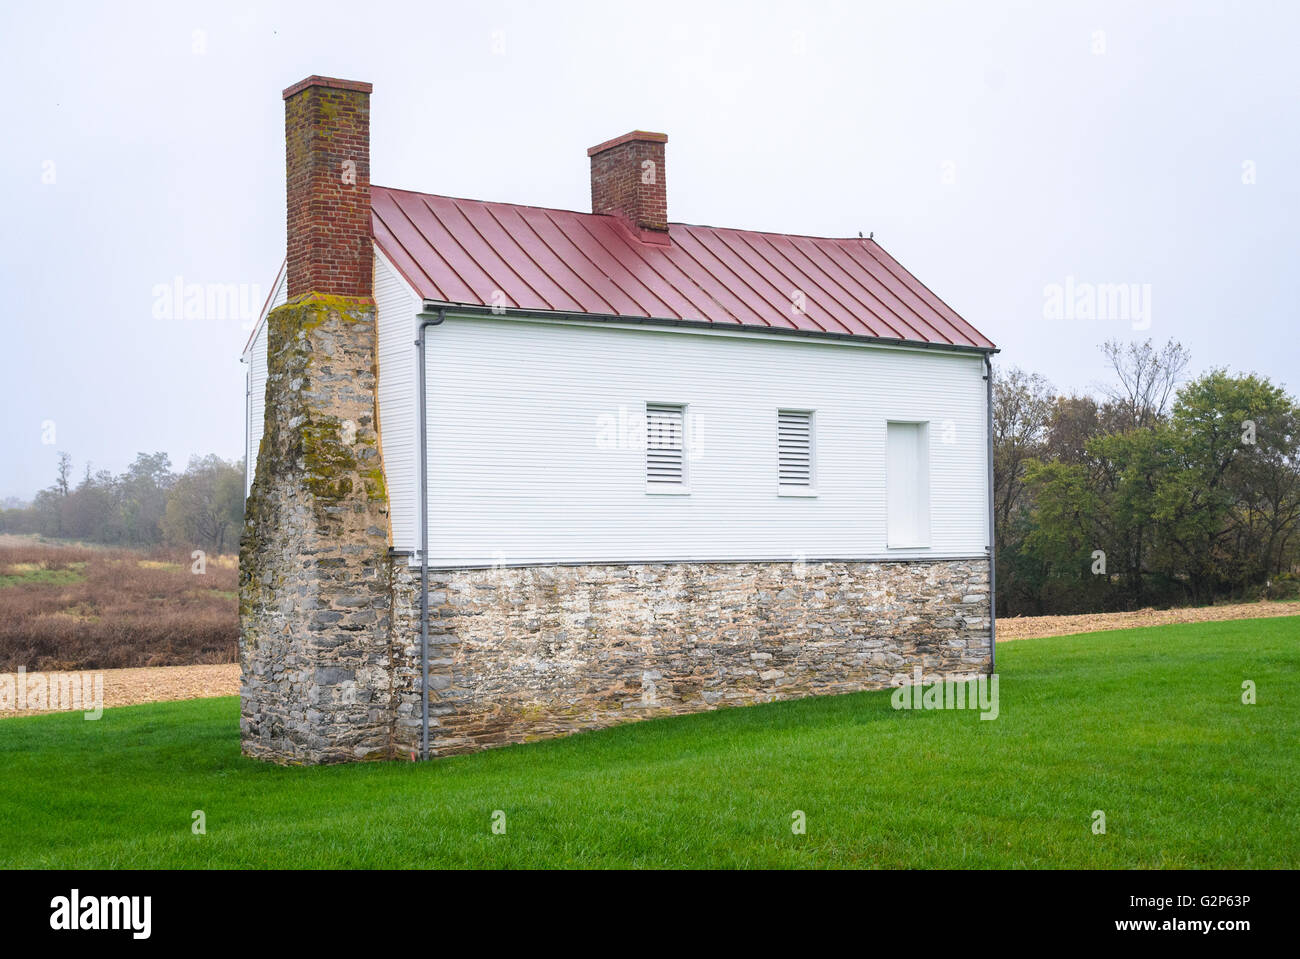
(886, 421, 930, 547)
(777, 409, 816, 495)
(646, 403, 688, 492)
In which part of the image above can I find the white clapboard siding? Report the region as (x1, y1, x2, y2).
(244, 265, 287, 496)
(374, 249, 421, 551)
(415, 314, 990, 566)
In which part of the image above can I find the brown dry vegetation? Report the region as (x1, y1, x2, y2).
(0, 540, 237, 671)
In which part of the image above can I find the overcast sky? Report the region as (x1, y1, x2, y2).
(2, 0, 1296, 500)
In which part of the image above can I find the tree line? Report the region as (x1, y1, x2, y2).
(0, 453, 246, 555)
(994, 339, 1300, 616)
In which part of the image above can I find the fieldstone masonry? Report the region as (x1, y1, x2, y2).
(239, 296, 394, 763)
(386, 558, 991, 758)
(245, 527, 990, 763)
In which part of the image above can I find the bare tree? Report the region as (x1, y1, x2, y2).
(1099, 338, 1190, 430)
(55, 452, 72, 497)
(992, 365, 1055, 543)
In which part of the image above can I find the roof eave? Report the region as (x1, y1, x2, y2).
(417, 300, 998, 355)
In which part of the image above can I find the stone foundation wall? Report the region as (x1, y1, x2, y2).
(389, 558, 991, 758)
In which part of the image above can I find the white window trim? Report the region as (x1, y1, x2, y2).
(777, 408, 818, 497)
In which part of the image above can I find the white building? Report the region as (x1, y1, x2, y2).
(240, 76, 998, 765)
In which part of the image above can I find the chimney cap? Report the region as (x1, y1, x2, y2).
(587, 130, 668, 157)
(283, 75, 373, 100)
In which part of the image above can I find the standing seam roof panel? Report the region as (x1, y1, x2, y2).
(461, 201, 580, 313)
(371, 190, 453, 302)
(854, 241, 994, 348)
(426, 196, 550, 309)
(668, 227, 778, 328)
(370, 185, 996, 350)
(593, 218, 733, 323)
(563, 215, 680, 318)
(816, 239, 957, 343)
(729, 231, 869, 336)
(484, 204, 610, 314)
(703, 229, 833, 334)
(731, 231, 870, 337)
(572, 216, 711, 322)
(794, 237, 936, 342)
(682, 226, 808, 331)
(521, 207, 652, 316)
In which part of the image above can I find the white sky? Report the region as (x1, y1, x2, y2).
(2, 0, 1296, 499)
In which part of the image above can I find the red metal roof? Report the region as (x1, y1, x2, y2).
(371, 186, 995, 350)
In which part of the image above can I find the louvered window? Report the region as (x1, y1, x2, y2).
(646, 403, 687, 489)
(778, 410, 815, 491)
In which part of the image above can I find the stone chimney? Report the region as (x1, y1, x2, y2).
(240, 76, 393, 765)
(588, 131, 669, 234)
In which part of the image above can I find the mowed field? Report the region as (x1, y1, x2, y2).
(0, 539, 237, 671)
(0, 617, 1295, 868)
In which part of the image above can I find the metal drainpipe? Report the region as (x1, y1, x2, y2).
(984, 353, 997, 673)
(415, 308, 446, 760)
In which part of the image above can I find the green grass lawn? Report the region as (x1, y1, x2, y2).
(1, 617, 1296, 868)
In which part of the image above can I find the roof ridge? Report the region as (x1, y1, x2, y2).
(371, 185, 876, 244)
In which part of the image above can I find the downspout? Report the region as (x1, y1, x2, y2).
(984, 354, 997, 673)
(415, 308, 446, 760)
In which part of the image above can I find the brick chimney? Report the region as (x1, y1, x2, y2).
(282, 76, 373, 300)
(588, 131, 669, 234)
